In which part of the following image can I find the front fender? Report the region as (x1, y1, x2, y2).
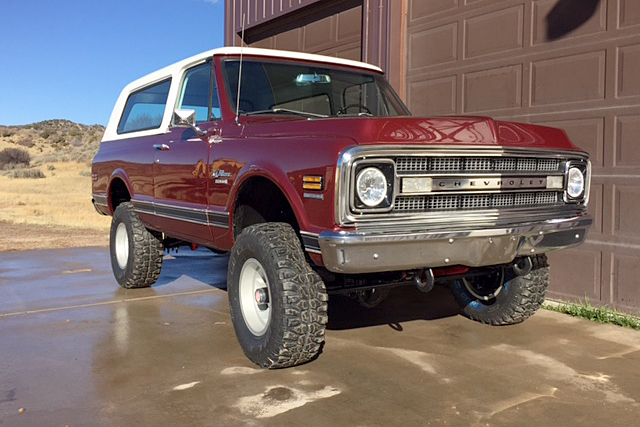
(229, 162, 310, 231)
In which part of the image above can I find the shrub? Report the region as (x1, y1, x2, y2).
(79, 170, 92, 177)
(1, 162, 27, 171)
(47, 164, 55, 171)
(7, 168, 45, 179)
(2, 132, 13, 138)
(0, 148, 31, 169)
(17, 138, 35, 148)
(40, 130, 52, 139)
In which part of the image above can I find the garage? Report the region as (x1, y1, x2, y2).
(225, 0, 640, 313)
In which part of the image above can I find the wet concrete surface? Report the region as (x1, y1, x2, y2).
(1, 247, 639, 426)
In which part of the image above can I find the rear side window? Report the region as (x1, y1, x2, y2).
(118, 79, 171, 134)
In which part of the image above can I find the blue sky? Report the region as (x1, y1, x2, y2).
(0, 0, 225, 126)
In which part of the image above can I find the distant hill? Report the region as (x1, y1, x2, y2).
(0, 120, 105, 163)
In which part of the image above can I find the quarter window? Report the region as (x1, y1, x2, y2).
(118, 79, 171, 134)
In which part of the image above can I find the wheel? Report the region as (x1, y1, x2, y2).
(227, 223, 328, 368)
(450, 256, 549, 325)
(109, 202, 163, 288)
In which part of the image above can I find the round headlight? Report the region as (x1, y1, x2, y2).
(356, 167, 388, 207)
(567, 167, 584, 198)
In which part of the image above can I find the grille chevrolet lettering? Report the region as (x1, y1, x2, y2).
(431, 177, 548, 191)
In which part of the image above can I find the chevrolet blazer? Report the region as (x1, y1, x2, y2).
(92, 47, 592, 368)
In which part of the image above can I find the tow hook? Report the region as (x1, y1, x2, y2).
(513, 256, 533, 276)
(415, 268, 435, 293)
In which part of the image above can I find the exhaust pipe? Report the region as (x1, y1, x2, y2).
(415, 268, 435, 293)
(513, 257, 533, 276)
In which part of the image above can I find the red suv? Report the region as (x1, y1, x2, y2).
(92, 47, 592, 368)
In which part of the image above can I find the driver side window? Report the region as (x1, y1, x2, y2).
(178, 62, 221, 122)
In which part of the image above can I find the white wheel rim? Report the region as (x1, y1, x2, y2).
(115, 222, 129, 270)
(238, 258, 271, 336)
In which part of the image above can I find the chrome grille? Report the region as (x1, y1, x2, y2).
(431, 158, 462, 171)
(394, 192, 561, 212)
(395, 157, 429, 172)
(465, 158, 493, 171)
(395, 156, 561, 174)
(495, 158, 517, 171)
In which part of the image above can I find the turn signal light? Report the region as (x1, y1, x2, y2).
(303, 175, 323, 191)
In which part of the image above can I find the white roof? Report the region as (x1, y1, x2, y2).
(127, 47, 382, 95)
(103, 47, 383, 142)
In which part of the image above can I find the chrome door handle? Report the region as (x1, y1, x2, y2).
(153, 144, 170, 151)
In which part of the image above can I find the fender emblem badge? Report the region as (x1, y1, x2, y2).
(212, 170, 232, 178)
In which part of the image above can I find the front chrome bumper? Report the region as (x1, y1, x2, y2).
(317, 213, 592, 274)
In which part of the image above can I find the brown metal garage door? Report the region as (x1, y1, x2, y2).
(406, 0, 640, 312)
(246, 4, 362, 61)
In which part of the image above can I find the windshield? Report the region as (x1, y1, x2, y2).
(223, 59, 410, 118)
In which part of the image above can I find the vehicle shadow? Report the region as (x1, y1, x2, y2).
(327, 284, 461, 331)
(153, 248, 229, 290)
(151, 248, 462, 330)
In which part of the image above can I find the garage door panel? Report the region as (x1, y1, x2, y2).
(613, 185, 640, 238)
(409, 0, 459, 22)
(531, 51, 606, 106)
(547, 248, 602, 301)
(533, 0, 607, 45)
(337, 6, 362, 39)
(409, 23, 458, 70)
(304, 15, 334, 51)
(617, 44, 640, 97)
(613, 253, 640, 308)
(251, 37, 274, 49)
(464, 5, 524, 59)
(463, 65, 522, 113)
(614, 115, 640, 167)
(408, 76, 457, 116)
(274, 28, 303, 51)
(619, 0, 640, 29)
(334, 44, 362, 61)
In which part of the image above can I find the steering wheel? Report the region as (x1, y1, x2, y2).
(337, 104, 372, 115)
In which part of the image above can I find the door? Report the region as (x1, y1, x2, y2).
(153, 60, 221, 245)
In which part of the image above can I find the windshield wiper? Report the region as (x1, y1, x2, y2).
(243, 108, 329, 119)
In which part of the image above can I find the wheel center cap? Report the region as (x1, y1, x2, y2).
(255, 288, 269, 306)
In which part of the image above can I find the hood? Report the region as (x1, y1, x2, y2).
(242, 116, 581, 151)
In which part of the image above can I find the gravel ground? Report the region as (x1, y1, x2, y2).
(0, 221, 108, 251)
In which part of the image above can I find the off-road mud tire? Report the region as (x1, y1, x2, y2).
(450, 256, 549, 325)
(110, 202, 163, 289)
(228, 222, 328, 368)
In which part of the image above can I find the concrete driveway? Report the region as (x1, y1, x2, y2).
(1, 247, 639, 426)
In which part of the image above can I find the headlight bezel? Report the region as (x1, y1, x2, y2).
(350, 159, 395, 213)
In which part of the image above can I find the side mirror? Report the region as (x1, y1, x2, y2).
(172, 109, 206, 136)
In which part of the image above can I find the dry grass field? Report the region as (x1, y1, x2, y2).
(0, 120, 110, 250)
(0, 162, 110, 230)
(0, 162, 111, 251)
